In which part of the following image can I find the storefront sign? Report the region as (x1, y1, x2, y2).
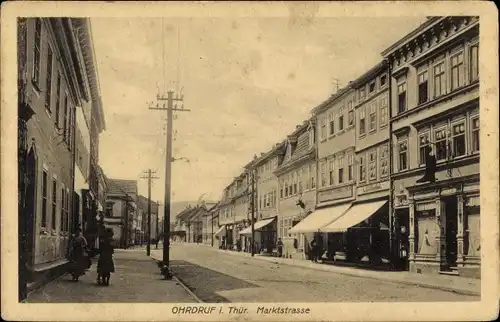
(317, 185, 352, 203)
(358, 181, 389, 195)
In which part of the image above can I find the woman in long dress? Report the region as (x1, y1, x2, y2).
(69, 228, 88, 281)
(97, 234, 115, 286)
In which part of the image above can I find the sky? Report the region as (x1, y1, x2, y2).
(90, 15, 426, 204)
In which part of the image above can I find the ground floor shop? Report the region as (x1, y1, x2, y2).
(239, 217, 277, 254)
(394, 174, 480, 278)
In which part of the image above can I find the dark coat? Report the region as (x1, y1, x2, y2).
(97, 242, 115, 274)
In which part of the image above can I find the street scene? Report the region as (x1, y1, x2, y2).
(15, 11, 483, 305)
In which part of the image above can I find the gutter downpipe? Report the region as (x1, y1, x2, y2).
(386, 57, 396, 269)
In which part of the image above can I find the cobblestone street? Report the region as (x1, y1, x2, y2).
(26, 249, 196, 303)
(152, 244, 480, 303)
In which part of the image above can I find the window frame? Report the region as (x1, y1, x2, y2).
(417, 69, 429, 105)
(380, 145, 389, 178)
(337, 154, 345, 184)
(450, 51, 465, 90)
(60, 186, 65, 231)
(320, 160, 327, 187)
(418, 131, 431, 166)
(434, 126, 448, 161)
(328, 158, 335, 186)
(433, 60, 446, 98)
(347, 101, 354, 126)
(45, 45, 54, 112)
(369, 102, 377, 132)
(339, 106, 345, 131)
(347, 153, 354, 181)
(369, 81, 376, 94)
(398, 139, 408, 171)
(471, 115, 480, 153)
(451, 120, 466, 158)
(380, 97, 388, 127)
(328, 112, 335, 136)
(359, 106, 366, 137)
(380, 74, 387, 88)
(368, 151, 377, 181)
(359, 154, 366, 182)
(397, 81, 407, 114)
(321, 116, 327, 140)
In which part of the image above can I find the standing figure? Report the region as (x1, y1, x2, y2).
(69, 228, 88, 281)
(310, 237, 318, 262)
(155, 238, 159, 249)
(276, 238, 284, 258)
(97, 230, 115, 286)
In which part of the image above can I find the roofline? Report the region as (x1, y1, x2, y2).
(349, 60, 389, 89)
(251, 140, 287, 167)
(311, 86, 354, 116)
(381, 17, 444, 57)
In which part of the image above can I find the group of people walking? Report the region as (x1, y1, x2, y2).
(68, 227, 115, 286)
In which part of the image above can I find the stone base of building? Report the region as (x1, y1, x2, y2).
(26, 259, 70, 297)
(457, 265, 481, 279)
(409, 260, 441, 275)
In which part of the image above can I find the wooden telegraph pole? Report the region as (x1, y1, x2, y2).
(141, 169, 159, 256)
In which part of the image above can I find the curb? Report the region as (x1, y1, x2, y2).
(149, 255, 204, 303)
(184, 244, 481, 297)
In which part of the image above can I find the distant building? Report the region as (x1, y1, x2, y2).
(105, 179, 138, 248)
(137, 195, 159, 242)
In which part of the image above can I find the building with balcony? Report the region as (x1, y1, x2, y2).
(274, 120, 317, 259)
(382, 16, 480, 277)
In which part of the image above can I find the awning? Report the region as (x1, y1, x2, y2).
(213, 225, 226, 236)
(322, 200, 387, 233)
(239, 217, 275, 235)
(288, 203, 351, 234)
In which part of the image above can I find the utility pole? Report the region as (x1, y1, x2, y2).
(156, 200, 160, 247)
(141, 169, 159, 256)
(149, 90, 190, 279)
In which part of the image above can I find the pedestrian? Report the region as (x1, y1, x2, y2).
(97, 229, 115, 286)
(276, 238, 284, 258)
(69, 228, 89, 281)
(155, 237, 159, 249)
(310, 237, 318, 263)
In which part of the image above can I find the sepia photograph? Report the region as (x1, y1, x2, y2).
(1, 1, 499, 321)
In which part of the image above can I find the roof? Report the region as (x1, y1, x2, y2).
(349, 60, 388, 89)
(107, 179, 137, 196)
(311, 86, 353, 116)
(251, 140, 287, 168)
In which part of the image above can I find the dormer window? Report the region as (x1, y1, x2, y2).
(369, 81, 376, 94)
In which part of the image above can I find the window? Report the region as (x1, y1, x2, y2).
(329, 113, 335, 135)
(369, 81, 376, 94)
(369, 151, 377, 180)
(359, 87, 366, 100)
(328, 159, 334, 185)
(452, 122, 466, 157)
(311, 164, 316, 189)
(321, 116, 327, 140)
(293, 172, 297, 194)
(451, 52, 464, 90)
(51, 179, 57, 230)
(347, 101, 354, 126)
(369, 103, 377, 132)
(471, 116, 480, 152)
(380, 97, 388, 126)
(380, 74, 387, 87)
(65, 190, 69, 232)
(55, 75, 61, 127)
(470, 44, 479, 82)
(60, 188, 65, 230)
(418, 132, 430, 165)
(63, 96, 69, 142)
(397, 82, 407, 114)
(359, 155, 366, 182)
(347, 154, 354, 181)
(320, 161, 327, 187)
(280, 181, 284, 199)
(32, 19, 42, 85)
(380, 145, 389, 177)
(45, 46, 53, 111)
(418, 70, 429, 104)
(337, 156, 344, 184)
(41, 170, 48, 228)
(398, 140, 408, 171)
(435, 128, 448, 161)
(359, 107, 366, 136)
(434, 62, 446, 97)
(339, 107, 344, 131)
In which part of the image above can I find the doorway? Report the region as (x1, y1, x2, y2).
(444, 196, 458, 268)
(395, 209, 410, 270)
(25, 146, 37, 269)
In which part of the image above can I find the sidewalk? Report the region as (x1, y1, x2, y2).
(180, 243, 481, 297)
(26, 249, 197, 303)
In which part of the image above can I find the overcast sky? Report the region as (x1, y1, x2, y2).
(91, 15, 426, 204)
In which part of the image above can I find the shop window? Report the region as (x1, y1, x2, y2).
(397, 82, 407, 114)
(41, 170, 48, 228)
(434, 128, 448, 161)
(434, 62, 446, 98)
(470, 44, 479, 82)
(51, 179, 57, 230)
(380, 97, 388, 126)
(369, 102, 377, 132)
(32, 19, 42, 86)
(329, 113, 335, 135)
(339, 107, 345, 131)
(471, 116, 480, 152)
(347, 101, 354, 126)
(452, 122, 466, 157)
(418, 70, 429, 104)
(359, 107, 366, 136)
(380, 145, 389, 177)
(418, 132, 430, 165)
(320, 161, 327, 187)
(328, 159, 334, 185)
(368, 151, 377, 181)
(347, 154, 354, 181)
(451, 52, 464, 90)
(359, 155, 366, 182)
(45, 46, 53, 111)
(398, 140, 408, 171)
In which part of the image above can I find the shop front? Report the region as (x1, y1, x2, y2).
(213, 225, 226, 249)
(239, 217, 277, 254)
(396, 174, 480, 278)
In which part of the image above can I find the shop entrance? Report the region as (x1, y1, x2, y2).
(395, 208, 410, 270)
(444, 196, 458, 268)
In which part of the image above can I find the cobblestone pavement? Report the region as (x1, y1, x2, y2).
(153, 244, 480, 303)
(26, 249, 196, 303)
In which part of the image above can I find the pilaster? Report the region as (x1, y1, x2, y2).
(435, 198, 446, 265)
(456, 194, 465, 265)
(408, 199, 415, 260)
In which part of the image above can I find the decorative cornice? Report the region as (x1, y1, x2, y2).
(311, 86, 353, 116)
(349, 60, 388, 89)
(274, 149, 315, 177)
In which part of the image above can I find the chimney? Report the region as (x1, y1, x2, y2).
(296, 125, 301, 129)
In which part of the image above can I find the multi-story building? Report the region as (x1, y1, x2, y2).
(17, 18, 98, 289)
(217, 186, 235, 249)
(204, 203, 220, 246)
(382, 16, 480, 277)
(274, 120, 317, 259)
(105, 179, 138, 248)
(290, 87, 356, 260)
